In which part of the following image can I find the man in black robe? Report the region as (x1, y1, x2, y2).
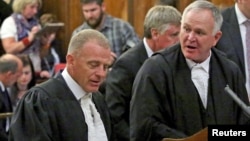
(105, 5, 181, 141)
(9, 29, 114, 141)
(130, 1, 250, 141)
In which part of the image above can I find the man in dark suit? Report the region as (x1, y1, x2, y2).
(130, 1, 250, 141)
(9, 29, 114, 141)
(216, 0, 250, 99)
(0, 54, 22, 141)
(105, 5, 181, 141)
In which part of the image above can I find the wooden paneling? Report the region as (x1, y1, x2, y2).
(176, 0, 192, 13)
(211, 0, 234, 6)
(105, 0, 128, 21)
(132, 0, 156, 39)
(41, 0, 88, 56)
(177, 0, 234, 13)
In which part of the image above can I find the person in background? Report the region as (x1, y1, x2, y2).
(72, 0, 140, 58)
(0, 0, 13, 56)
(105, 5, 181, 141)
(0, 54, 22, 141)
(0, 0, 12, 26)
(9, 55, 36, 111)
(0, 0, 52, 80)
(39, 13, 65, 76)
(130, 1, 250, 141)
(0, 0, 12, 27)
(216, 0, 250, 100)
(9, 29, 114, 141)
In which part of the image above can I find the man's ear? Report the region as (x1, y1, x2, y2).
(213, 31, 222, 46)
(101, 3, 106, 11)
(4, 70, 13, 79)
(66, 54, 74, 66)
(151, 28, 159, 40)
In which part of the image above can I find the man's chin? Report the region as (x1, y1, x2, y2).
(87, 22, 98, 29)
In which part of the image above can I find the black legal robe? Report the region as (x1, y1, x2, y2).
(130, 44, 250, 141)
(9, 74, 113, 141)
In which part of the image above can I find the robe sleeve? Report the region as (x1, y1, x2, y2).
(9, 89, 53, 141)
(130, 56, 186, 141)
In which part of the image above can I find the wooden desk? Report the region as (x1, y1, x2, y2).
(162, 128, 208, 141)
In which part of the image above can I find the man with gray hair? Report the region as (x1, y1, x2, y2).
(130, 1, 250, 140)
(9, 29, 114, 141)
(0, 54, 22, 141)
(105, 5, 181, 141)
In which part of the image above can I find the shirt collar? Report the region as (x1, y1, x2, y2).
(100, 14, 112, 30)
(61, 69, 91, 100)
(235, 3, 248, 25)
(186, 51, 211, 73)
(143, 37, 154, 57)
(0, 81, 5, 92)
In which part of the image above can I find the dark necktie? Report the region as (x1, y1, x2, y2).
(1, 88, 12, 132)
(2, 89, 12, 112)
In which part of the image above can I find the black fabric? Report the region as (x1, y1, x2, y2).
(130, 44, 250, 141)
(9, 74, 114, 141)
(0, 0, 12, 56)
(2, 90, 11, 113)
(0, 88, 12, 141)
(216, 6, 245, 78)
(105, 41, 148, 141)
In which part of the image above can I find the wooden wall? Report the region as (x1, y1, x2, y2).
(41, 0, 235, 56)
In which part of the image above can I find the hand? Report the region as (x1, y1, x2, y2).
(39, 70, 51, 79)
(41, 32, 56, 46)
(28, 25, 40, 42)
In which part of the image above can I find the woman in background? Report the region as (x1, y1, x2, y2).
(0, 0, 51, 79)
(39, 13, 65, 76)
(9, 55, 36, 111)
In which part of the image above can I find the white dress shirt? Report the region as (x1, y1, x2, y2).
(62, 70, 108, 141)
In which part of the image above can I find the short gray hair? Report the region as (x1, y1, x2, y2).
(67, 29, 110, 56)
(182, 0, 223, 35)
(12, 0, 42, 13)
(144, 5, 181, 38)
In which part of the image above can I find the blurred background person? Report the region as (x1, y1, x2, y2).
(9, 54, 36, 111)
(216, 0, 250, 101)
(0, 0, 13, 56)
(39, 13, 65, 76)
(0, 0, 52, 80)
(72, 0, 140, 58)
(0, 54, 22, 141)
(0, 0, 12, 26)
(105, 5, 181, 141)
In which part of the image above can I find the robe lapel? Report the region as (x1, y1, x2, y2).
(207, 55, 229, 124)
(173, 54, 205, 130)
